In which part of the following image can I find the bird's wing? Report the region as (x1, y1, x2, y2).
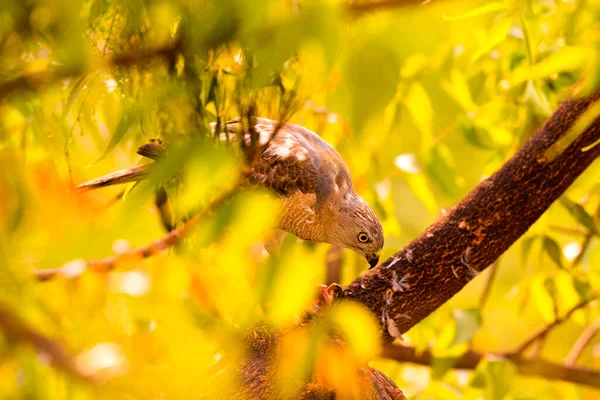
(221, 118, 353, 208)
(76, 164, 153, 192)
(79, 118, 352, 207)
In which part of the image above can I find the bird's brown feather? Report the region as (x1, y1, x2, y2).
(221, 118, 353, 209)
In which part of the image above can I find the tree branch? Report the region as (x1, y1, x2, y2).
(565, 316, 600, 366)
(550, 225, 590, 237)
(35, 176, 244, 281)
(342, 91, 600, 344)
(347, 0, 434, 14)
(381, 344, 600, 390)
(0, 303, 91, 381)
(514, 295, 598, 355)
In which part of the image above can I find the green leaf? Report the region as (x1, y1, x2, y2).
(522, 80, 551, 117)
(512, 47, 590, 84)
(95, 112, 138, 164)
(483, 359, 516, 400)
(543, 236, 563, 268)
(572, 276, 591, 299)
(443, 2, 509, 21)
(431, 356, 461, 381)
(424, 144, 463, 198)
(460, 119, 496, 150)
(559, 197, 599, 235)
(63, 74, 92, 118)
(450, 308, 481, 347)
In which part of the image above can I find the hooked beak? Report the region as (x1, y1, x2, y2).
(366, 253, 380, 269)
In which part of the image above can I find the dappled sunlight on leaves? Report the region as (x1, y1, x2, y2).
(1, 0, 600, 398)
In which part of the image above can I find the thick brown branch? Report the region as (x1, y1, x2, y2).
(0, 303, 90, 381)
(381, 344, 600, 390)
(514, 295, 598, 355)
(35, 177, 244, 281)
(343, 91, 600, 343)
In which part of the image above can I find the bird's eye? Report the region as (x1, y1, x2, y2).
(358, 232, 369, 243)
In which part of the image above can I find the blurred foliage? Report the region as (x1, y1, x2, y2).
(1, 0, 600, 398)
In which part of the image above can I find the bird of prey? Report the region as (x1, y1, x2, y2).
(77, 118, 384, 268)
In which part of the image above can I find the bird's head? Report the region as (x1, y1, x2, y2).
(332, 194, 384, 269)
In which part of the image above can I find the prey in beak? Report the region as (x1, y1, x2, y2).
(367, 252, 380, 269)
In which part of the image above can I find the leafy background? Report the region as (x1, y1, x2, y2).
(1, 0, 600, 398)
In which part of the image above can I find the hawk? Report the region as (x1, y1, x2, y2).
(78, 118, 384, 268)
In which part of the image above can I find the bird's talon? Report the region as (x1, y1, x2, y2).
(326, 283, 343, 299)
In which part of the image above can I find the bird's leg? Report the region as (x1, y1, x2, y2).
(314, 283, 343, 312)
(264, 228, 286, 256)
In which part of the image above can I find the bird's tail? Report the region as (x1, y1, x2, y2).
(76, 163, 154, 192)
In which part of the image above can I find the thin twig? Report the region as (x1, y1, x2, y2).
(35, 175, 245, 281)
(549, 225, 590, 237)
(347, 0, 434, 14)
(531, 331, 547, 358)
(565, 316, 600, 366)
(381, 344, 600, 390)
(514, 295, 598, 355)
(0, 303, 92, 381)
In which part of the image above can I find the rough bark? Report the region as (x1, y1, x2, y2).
(239, 91, 600, 398)
(343, 90, 600, 343)
(237, 324, 407, 400)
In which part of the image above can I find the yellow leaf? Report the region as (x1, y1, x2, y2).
(25, 58, 50, 74)
(268, 246, 324, 326)
(277, 329, 311, 395)
(405, 174, 438, 214)
(441, 69, 477, 112)
(531, 275, 555, 323)
(316, 344, 361, 399)
(472, 15, 513, 61)
(512, 47, 591, 84)
(400, 54, 429, 79)
(328, 302, 380, 363)
(443, 2, 509, 21)
(405, 83, 433, 151)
